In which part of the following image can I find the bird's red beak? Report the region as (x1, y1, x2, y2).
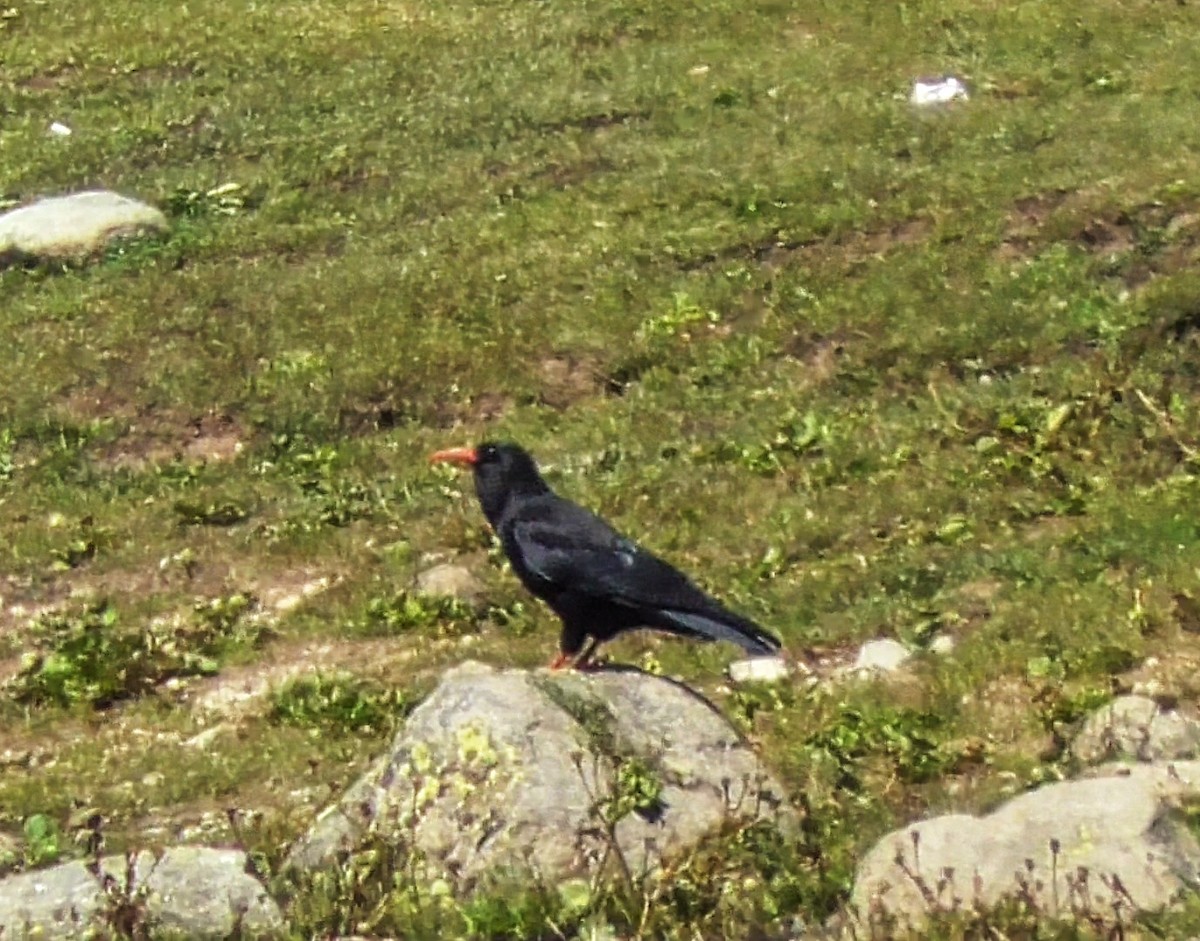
(430, 446, 478, 467)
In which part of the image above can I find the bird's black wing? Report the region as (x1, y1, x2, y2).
(507, 497, 780, 655)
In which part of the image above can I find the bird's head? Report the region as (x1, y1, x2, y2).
(430, 441, 549, 526)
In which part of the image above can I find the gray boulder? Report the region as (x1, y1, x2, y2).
(1072, 695, 1200, 764)
(0, 191, 168, 264)
(286, 661, 789, 893)
(0, 846, 282, 939)
(851, 761, 1200, 934)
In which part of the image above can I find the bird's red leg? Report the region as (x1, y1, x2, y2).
(548, 637, 598, 671)
(572, 638, 601, 672)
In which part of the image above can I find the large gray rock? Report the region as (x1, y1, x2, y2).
(851, 761, 1200, 934)
(0, 846, 282, 938)
(1072, 695, 1200, 764)
(286, 661, 789, 893)
(0, 191, 168, 263)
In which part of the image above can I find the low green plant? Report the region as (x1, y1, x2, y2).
(9, 596, 260, 708)
(355, 590, 481, 638)
(269, 673, 412, 734)
(172, 499, 251, 526)
(602, 756, 663, 826)
(22, 813, 62, 866)
(0, 426, 14, 481)
(165, 181, 253, 218)
(806, 703, 959, 788)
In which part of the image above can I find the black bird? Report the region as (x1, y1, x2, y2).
(430, 441, 782, 669)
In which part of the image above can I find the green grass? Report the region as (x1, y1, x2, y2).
(3, 0, 1200, 936)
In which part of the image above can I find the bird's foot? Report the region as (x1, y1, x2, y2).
(547, 652, 603, 672)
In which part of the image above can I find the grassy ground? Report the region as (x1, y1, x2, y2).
(3, 0, 1200, 936)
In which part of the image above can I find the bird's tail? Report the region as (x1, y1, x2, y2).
(651, 607, 782, 656)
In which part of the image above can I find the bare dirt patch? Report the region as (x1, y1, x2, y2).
(536, 354, 606, 409)
(128, 62, 205, 86)
(999, 190, 1200, 286)
(1119, 629, 1200, 703)
(781, 327, 867, 385)
(0, 566, 164, 648)
(679, 216, 933, 274)
(102, 410, 245, 470)
(532, 157, 616, 192)
(424, 391, 514, 429)
(998, 189, 1139, 263)
(853, 217, 933, 259)
(340, 379, 513, 433)
(535, 110, 649, 135)
(17, 63, 81, 91)
(53, 392, 248, 471)
(0, 564, 335, 683)
(185, 634, 420, 720)
(970, 675, 1055, 755)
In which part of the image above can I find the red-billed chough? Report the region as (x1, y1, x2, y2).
(430, 441, 782, 669)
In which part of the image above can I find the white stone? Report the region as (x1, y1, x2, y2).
(851, 638, 912, 674)
(0, 190, 168, 261)
(728, 656, 793, 684)
(929, 634, 956, 656)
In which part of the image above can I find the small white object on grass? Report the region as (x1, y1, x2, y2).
(850, 638, 912, 674)
(728, 656, 794, 684)
(910, 76, 969, 106)
(48, 121, 72, 136)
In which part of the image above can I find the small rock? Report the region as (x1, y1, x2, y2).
(729, 656, 793, 684)
(265, 575, 331, 613)
(0, 846, 282, 938)
(929, 634, 956, 656)
(0, 191, 168, 264)
(850, 639, 911, 674)
(183, 723, 231, 750)
(414, 563, 485, 603)
(0, 749, 31, 769)
(1071, 694, 1200, 764)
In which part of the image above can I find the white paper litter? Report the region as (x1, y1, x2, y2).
(910, 76, 969, 106)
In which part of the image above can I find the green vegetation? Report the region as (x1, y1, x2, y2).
(3, 0, 1200, 935)
(10, 596, 258, 708)
(269, 672, 412, 734)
